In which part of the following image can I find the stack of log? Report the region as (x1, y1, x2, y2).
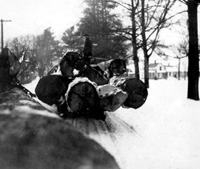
(35, 52, 148, 120)
(0, 48, 120, 169)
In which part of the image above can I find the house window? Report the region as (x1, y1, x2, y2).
(160, 66, 162, 71)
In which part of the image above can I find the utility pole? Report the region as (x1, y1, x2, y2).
(1, 19, 11, 52)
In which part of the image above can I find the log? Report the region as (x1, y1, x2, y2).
(35, 75, 71, 106)
(110, 76, 148, 109)
(65, 77, 105, 119)
(81, 65, 109, 85)
(0, 88, 120, 169)
(97, 84, 128, 112)
(35, 75, 73, 118)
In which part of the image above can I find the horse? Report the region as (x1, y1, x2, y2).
(0, 48, 36, 97)
(108, 59, 127, 78)
(92, 58, 127, 78)
(47, 51, 85, 78)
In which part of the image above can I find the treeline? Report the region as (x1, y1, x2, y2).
(6, 0, 175, 83)
(5, 0, 200, 100)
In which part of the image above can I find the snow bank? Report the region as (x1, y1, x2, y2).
(114, 78, 200, 169)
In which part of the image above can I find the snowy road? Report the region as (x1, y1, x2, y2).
(65, 79, 200, 169)
(25, 78, 200, 169)
(65, 112, 140, 169)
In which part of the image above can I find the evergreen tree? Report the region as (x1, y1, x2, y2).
(62, 0, 129, 61)
(35, 27, 63, 76)
(62, 26, 83, 52)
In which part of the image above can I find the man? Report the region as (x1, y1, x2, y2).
(83, 34, 93, 64)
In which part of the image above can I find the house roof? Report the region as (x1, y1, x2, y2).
(149, 63, 158, 68)
(149, 63, 164, 68)
(165, 65, 178, 71)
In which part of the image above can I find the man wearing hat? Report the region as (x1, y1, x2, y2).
(83, 34, 93, 64)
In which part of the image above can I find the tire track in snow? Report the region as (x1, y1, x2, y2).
(99, 120, 127, 169)
(107, 112, 143, 138)
(65, 113, 143, 169)
(105, 112, 147, 169)
(104, 114, 132, 169)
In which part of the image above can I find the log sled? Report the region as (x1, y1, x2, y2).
(0, 48, 120, 169)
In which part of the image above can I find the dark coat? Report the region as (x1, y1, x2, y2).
(83, 37, 93, 57)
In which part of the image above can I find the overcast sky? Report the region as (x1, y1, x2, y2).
(0, 0, 84, 40)
(0, 0, 199, 47)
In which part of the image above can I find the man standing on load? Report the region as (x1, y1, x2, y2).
(83, 34, 93, 64)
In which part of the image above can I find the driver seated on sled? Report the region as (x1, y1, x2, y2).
(83, 34, 93, 64)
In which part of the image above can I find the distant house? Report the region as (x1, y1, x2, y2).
(165, 64, 187, 79)
(148, 62, 187, 79)
(127, 60, 187, 80)
(149, 62, 167, 79)
(165, 64, 178, 78)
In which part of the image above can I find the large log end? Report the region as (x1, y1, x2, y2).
(121, 78, 148, 109)
(35, 75, 70, 106)
(65, 77, 106, 120)
(98, 85, 128, 112)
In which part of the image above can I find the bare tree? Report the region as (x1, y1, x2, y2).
(111, 0, 177, 84)
(141, 0, 177, 87)
(170, 39, 188, 80)
(180, 0, 200, 100)
(131, 0, 140, 79)
(108, 0, 142, 79)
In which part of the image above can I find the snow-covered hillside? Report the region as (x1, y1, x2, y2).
(25, 77, 200, 169)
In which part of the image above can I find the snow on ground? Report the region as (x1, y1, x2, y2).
(113, 78, 200, 169)
(25, 77, 200, 169)
(24, 76, 40, 94)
